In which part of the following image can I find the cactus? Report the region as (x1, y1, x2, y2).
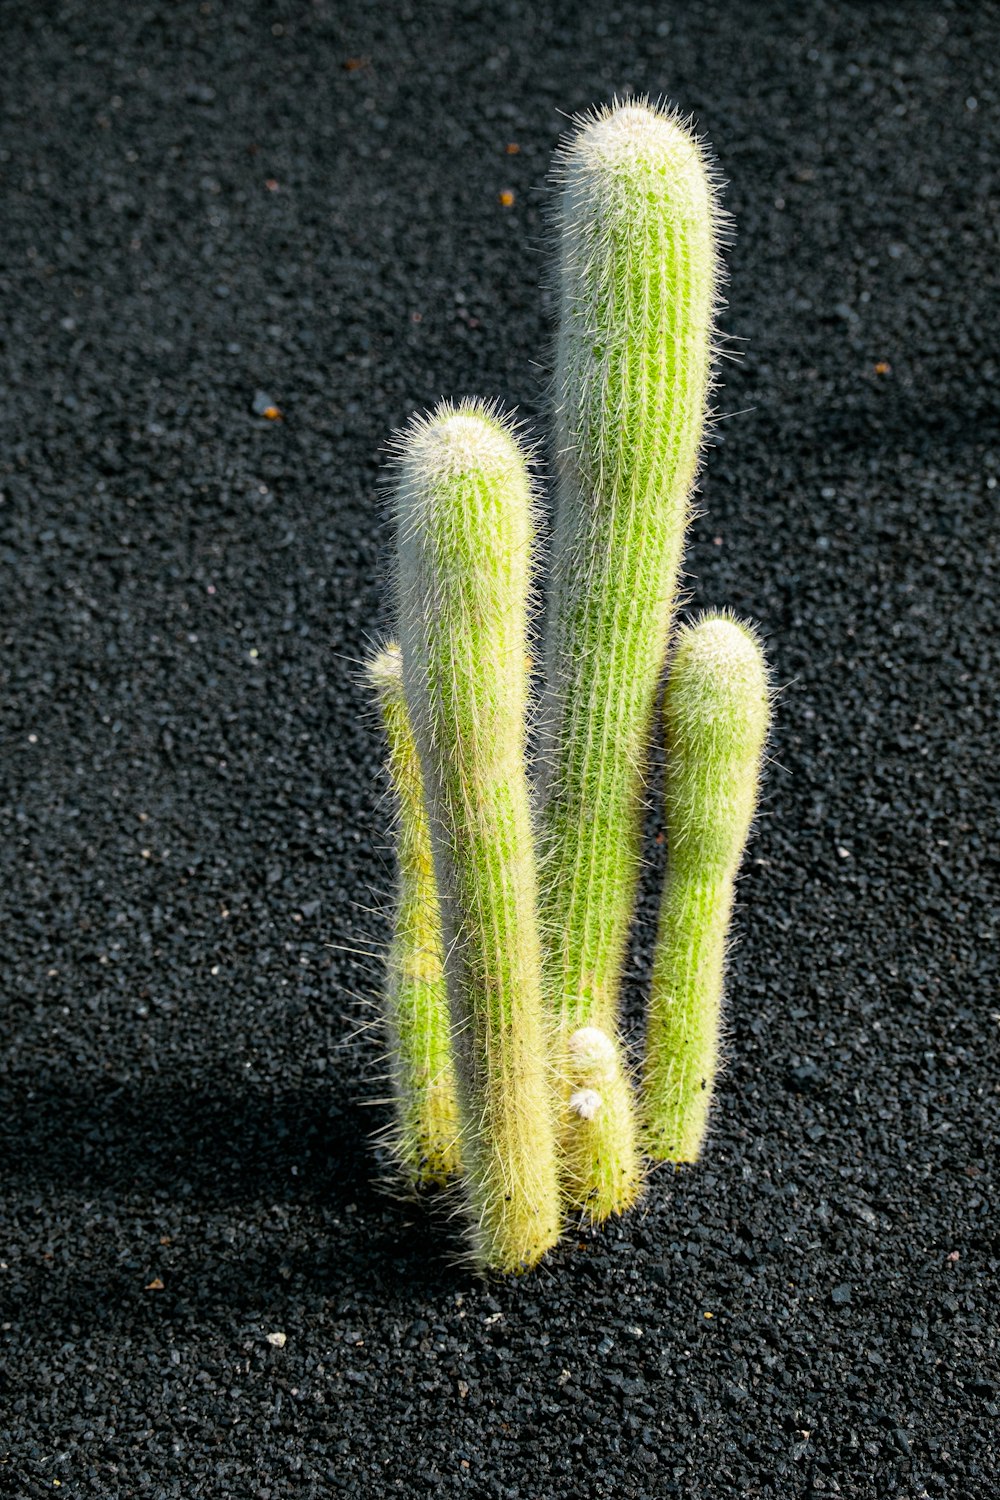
(366, 642, 461, 1188)
(537, 101, 721, 1216)
(365, 100, 772, 1274)
(392, 400, 561, 1274)
(642, 615, 771, 1161)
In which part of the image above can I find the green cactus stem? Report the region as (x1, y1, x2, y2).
(643, 614, 771, 1162)
(538, 100, 721, 1216)
(366, 642, 461, 1189)
(393, 399, 561, 1273)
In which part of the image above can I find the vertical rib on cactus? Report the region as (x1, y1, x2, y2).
(366, 642, 461, 1189)
(393, 399, 560, 1273)
(643, 614, 770, 1161)
(538, 100, 721, 1217)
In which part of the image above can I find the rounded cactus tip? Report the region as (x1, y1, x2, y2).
(557, 98, 715, 204)
(669, 612, 771, 749)
(575, 98, 695, 156)
(569, 1087, 603, 1121)
(567, 1025, 617, 1079)
(395, 398, 529, 487)
(365, 639, 403, 694)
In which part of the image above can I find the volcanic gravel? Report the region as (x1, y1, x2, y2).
(2, 2, 997, 1497)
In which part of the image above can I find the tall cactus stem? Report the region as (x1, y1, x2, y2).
(393, 399, 561, 1273)
(643, 614, 771, 1161)
(538, 99, 722, 1215)
(366, 642, 461, 1188)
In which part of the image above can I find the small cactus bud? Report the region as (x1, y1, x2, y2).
(569, 1088, 603, 1121)
(643, 614, 771, 1161)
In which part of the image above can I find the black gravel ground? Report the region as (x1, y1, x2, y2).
(2, 2, 998, 1496)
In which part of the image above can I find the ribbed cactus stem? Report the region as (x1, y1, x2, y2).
(366, 642, 461, 1188)
(539, 100, 720, 1215)
(643, 614, 770, 1161)
(393, 400, 561, 1273)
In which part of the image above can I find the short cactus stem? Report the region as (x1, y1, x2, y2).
(366, 642, 461, 1188)
(538, 100, 720, 1214)
(643, 615, 771, 1161)
(393, 400, 561, 1273)
(560, 1027, 643, 1221)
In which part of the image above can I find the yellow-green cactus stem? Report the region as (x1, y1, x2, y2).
(366, 642, 461, 1189)
(643, 614, 771, 1161)
(393, 399, 561, 1274)
(560, 1026, 640, 1222)
(538, 100, 721, 1216)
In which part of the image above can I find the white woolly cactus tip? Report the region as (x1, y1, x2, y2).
(366, 640, 403, 695)
(561, 99, 715, 212)
(569, 1088, 603, 1122)
(394, 400, 532, 526)
(669, 613, 771, 725)
(567, 1026, 617, 1079)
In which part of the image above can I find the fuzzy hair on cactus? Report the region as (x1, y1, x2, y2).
(392, 400, 561, 1274)
(366, 98, 773, 1274)
(643, 614, 771, 1162)
(366, 641, 461, 1189)
(537, 101, 721, 1218)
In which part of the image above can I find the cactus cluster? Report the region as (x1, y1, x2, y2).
(364, 100, 772, 1274)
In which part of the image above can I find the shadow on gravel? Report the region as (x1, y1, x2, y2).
(5, 1075, 472, 1328)
(5, 1074, 371, 1206)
